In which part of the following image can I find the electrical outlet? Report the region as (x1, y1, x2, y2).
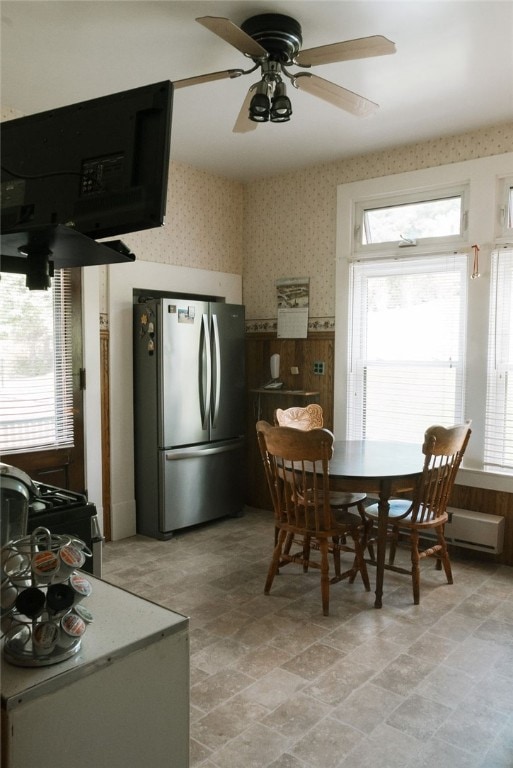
(291, 366, 299, 375)
(313, 361, 325, 375)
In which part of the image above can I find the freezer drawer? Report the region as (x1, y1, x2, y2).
(159, 438, 244, 536)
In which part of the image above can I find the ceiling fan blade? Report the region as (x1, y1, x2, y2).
(294, 73, 379, 117)
(233, 88, 257, 133)
(196, 16, 268, 58)
(174, 69, 244, 89)
(296, 35, 396, 67)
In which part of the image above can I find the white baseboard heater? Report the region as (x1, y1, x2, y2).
(433, 507, 505, 554)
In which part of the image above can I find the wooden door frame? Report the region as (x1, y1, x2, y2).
(100, 325, 111, 541)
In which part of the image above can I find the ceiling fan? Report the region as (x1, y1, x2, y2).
(174, 14, 396, 132)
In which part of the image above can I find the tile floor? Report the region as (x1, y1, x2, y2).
(103, 507, 513, 768)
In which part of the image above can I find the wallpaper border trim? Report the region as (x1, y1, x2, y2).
(245, 316, 335, 334)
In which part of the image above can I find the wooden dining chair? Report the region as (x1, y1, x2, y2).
(363, 422, 472, 605)
(274, 405, 373, 556)
(274, 404, 324, 430)
(256, 420, 370, 616)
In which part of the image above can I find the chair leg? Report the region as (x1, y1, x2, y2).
(283, 531, 294, 555)
(349, 529, 371, 591)
(276, 531, 294, 573)
(410, 529, 421, 605)
(389, 525, 400, 564)
(319, 538, 330, 616)
(265, 529, 286, 595)
(357, 502, 375, 560)
(303, 535, 311, 572)
(436, 527, 453, 585)
(331, 535, 341, 579)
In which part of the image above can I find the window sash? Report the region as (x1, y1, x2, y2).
(362, 195, 463, 245)
(484, 248, 513, 472)
(354, 185, 468, 254)
(497, 176, 513, 237)
(347, 253, 468, 442)
(0, 270, 74, 454)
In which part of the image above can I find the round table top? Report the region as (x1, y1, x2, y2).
(329, 440, 422, 480)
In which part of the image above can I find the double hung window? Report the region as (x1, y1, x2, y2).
(0, 270, 74, 454)
(348, 254, 467, 441)
(484, 247, 513, 472)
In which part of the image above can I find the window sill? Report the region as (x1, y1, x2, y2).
(457, 467, 512, 493)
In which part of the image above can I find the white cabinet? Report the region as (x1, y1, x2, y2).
(1, 577, 189, 768)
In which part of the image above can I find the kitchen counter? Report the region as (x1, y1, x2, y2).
(1, 575, 189, 767)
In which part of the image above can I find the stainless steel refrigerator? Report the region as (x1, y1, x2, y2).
(133, 297, 245, 539)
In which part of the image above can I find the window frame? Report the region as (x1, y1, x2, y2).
(0, 269, 85, 491)
(335, 154, 513, 486)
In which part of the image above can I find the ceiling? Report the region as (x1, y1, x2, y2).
(1, 1, 512, 182)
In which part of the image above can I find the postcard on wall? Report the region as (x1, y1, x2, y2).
(276, 277, 309, 338)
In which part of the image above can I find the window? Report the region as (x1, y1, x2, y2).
(347, 254, 467, 441)
(355, 186, 468, 253)
(484, 247, 513, 472)
(497, 176, 513, 237)
(337, 154, 513, 480)
(0, 270, 74, 454)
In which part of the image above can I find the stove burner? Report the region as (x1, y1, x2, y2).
(30, 500, 47, 513)
(29, 483, 89, 515)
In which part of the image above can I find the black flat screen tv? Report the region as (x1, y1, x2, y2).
(1, 80, 173, 286)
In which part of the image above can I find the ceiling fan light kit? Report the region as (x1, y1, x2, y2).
(248, 82, 270, 122)
(270, 81, 292, 122)
(174, 13, 396, 132)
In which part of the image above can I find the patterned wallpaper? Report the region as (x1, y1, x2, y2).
(2, 102, 512, 331)
(243, 122, 513, 329)
(121, 161, 244, 276)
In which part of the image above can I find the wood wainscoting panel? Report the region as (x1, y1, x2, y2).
(245, 332, 334, 427)
(245, 332, 335, 509)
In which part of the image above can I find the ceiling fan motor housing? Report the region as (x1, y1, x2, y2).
(241, 14, 303, 63)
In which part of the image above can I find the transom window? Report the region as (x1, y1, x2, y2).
(355, 186, 468, 253)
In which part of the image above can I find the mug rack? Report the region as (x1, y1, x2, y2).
(1, 527, 93, 667)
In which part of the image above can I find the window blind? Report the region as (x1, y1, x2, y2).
(347, 253, 468, 442)
(484, 247, 513, 472)
(0, 269, 74, 453)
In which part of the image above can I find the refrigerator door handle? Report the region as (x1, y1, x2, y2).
(201, 313, 212, 430)
(165, 441, 242, 461)
(211, 313, 221, 428)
